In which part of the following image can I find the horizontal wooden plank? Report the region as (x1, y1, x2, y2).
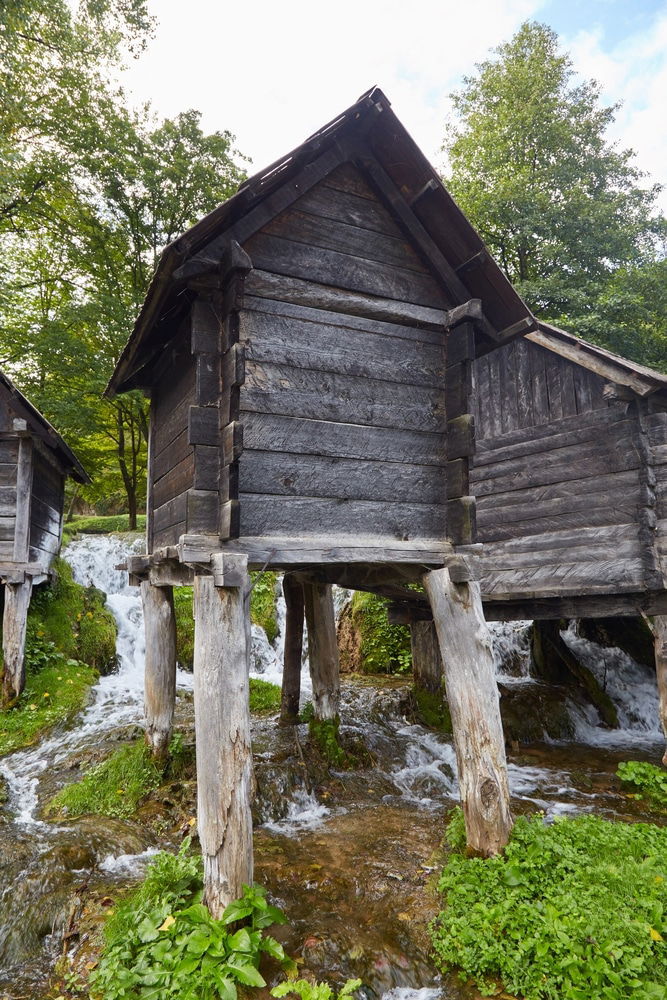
(474, 468, 639, 514)
(30, 496, 61, 536)
(475, 400, 626, 451)
(240, 308, 447, 390)
(245, 232, 448, 309)
(480, 560, 644, 600)
(188, 405, 219, 447)
(321, 162, 378, 201)
(0, 486, 16, 515)
(0, 463, 17, 488)
(477, 504, 637, 542)
(241, 359, 446, 432)
(239, 493, 447, 540)
(153, 452, 195, 510)
(483, 592, 667, 620)
(153, 429, 193, 483)
(242, 412, 445, 466)
(472, 412, 633, 469)
(239, 450, 447, 504)
(244, 271, 449, 329)
(294, 179, 408, 239)
(0, 516, 16, 541)
(0, 441, 19, 464)
(153, 493, 188, 535)
(264, 207, 430, 274)
(154, 388, 193, 456)
(245, 292, 446, 346)
(0, 540, 15, 559)
(187, 490, 218, 535)
(154, 520, 186, 551)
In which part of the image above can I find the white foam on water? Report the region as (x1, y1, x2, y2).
(382, 989, 441, 1000)
(263, 788, 331, 836)
(99, 847, 160, 876)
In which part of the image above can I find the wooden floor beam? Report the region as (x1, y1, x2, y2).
(424, 567, 513, 855)
(193, 566, 253, 916)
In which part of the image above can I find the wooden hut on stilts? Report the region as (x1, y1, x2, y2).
(107, 87, 667, 913)
(0, 371, 88, 702)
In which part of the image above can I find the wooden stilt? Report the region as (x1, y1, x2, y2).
(193, 566, 253, 917)
(281, 573, 304, 724)
(424, 567, 513, 856)
(410, 620, 443, 694)
(649, 616, 667, 766)
(303, 582, 340, 721)
(2, 578, 33, 703)
(141, 581, 177, 758)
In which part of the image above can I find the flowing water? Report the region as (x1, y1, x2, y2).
(0, 536, 664, 996)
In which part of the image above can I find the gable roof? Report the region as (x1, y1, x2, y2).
(0, 370, 89, 483)
(107, 86, 538, 396)
(528, 321, 667, 398)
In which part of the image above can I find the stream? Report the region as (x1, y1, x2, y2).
(0, 535, 665, 997)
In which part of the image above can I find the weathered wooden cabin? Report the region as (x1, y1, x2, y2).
(107, 87, 667, 913)
(0, 371, 88, 701)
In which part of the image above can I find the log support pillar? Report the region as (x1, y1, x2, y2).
(303, 582, 340, 721)
(193, 560, 253, 917)
(141, 581, 177, 758)
(2, 578, 33, 703)
(651, 616, 667, 765)
(410, 620, 444, 694)
(424, 567, 513, 855)
(281, 573, 304, 724)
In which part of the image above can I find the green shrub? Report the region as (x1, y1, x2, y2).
(350, 591, 411, 674)
(91, 842, 291, 1000)
(618, 760, 667, 812)
(431, 811, 667, 1000)
(46, 740, 162, 819)
(249, 678, 281, 714)
(173, 586, 195, 669)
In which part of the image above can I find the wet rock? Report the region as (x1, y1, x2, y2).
(499, 681, 575, 742)
(577, 616, 655, 670)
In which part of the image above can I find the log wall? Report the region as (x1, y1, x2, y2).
(0, 437, 18, 561)
(236, 164, 449, 542)
(470, 338, 658, 601)
(29, 448, 64, 566)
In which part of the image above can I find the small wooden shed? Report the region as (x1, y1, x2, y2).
(0, 370, 88, 701)
(107, 87, 667, 911)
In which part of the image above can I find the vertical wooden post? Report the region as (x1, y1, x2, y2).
(141, 581, 177, 758)
(2, 578, 33, 702)
(424, 567, 513, 856)
(410, 620, 443, 694)
(281, 573, 304, 724)
(303, 582, 340, 721)
(193, 563, 253, 918)
(650, 616, 667, 765)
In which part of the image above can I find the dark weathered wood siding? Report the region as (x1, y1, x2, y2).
(236, 164, 449, 541)
(650, 410, 667, 583)
(150, 334, 197, 549)
(470, 337, 654, 600)
(0, 437, 18, 561)
(29, 449, 64, 565)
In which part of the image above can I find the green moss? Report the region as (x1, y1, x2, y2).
(0, 660, 97, 756)
(249, 678, 281, 714)
(431, 812, 667, 1000)
(62, 513, 147, 543)
(250, 571, 279, 644)
(172, 574, 279, 671)
(350, 591, 412, 674)
(45, 740, 163, 820)
(413, 687, 452, 733)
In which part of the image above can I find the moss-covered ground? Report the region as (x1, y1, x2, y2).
(0, 557, 117, 755)
(61, 513, 146, 543)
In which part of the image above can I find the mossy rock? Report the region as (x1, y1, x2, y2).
(412, 687, 452, 733)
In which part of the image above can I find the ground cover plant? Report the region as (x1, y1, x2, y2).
(431, 809, 667, 999)
(617, 760, 667, 813)
(62, 514, 147, 543)
(348, 592, 411, 674)
(90, 841, 292, 1000)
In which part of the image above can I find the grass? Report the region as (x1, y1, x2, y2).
(431, 809, 667, 1000)
(0, 660, 97, 756)
(62, 513, 146, 543)
(249, 678, 281, 714)
(45, 739, 163, 819)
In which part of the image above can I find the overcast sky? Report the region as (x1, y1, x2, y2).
(120, 0, 667, 209)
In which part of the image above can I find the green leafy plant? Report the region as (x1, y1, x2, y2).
(250, 571, 280, 644)
(91, 842, 291, 1000)
(249, 678, 282, 714)
(272, 978, 362, 1000)
(618, 761, 667, 812)
(349, 592, 411, 675)
(45, 740, 162, 819)
(431, 812, 667, 999)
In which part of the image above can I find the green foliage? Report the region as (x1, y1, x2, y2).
(173, 587, 195, 670)
(445, 21, 666, 367)
(62, 514, 147, 542)
(443, 806, 467, 852)
(250, 572, 279, 644)
(618, 761, 667, 813)
(45, 740, 162, 819)
(0, 659, 97, 756)
(249, 678, 282, 715)
(413, 688, 452, 733)
(350, 591, 411, 675)
(25, 556, 117, 673)
(308, 717, 348, 769)
(271, 978, 362, 1000)
(431, 812, 667, 999)
(91, 843, 290, 1000)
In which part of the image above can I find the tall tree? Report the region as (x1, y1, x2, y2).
(444, 21, 666, 367)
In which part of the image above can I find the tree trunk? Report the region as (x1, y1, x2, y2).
(649, 616, 667, 766)
(423, 567, 513, 856)
(193, 570, 253, 917)
(141, 581, 177, 758)
(2, 579, 33, 703)
(303, 582, 340, 721)
(410, 620, 443, 694)
(281, 573, 304, 724)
